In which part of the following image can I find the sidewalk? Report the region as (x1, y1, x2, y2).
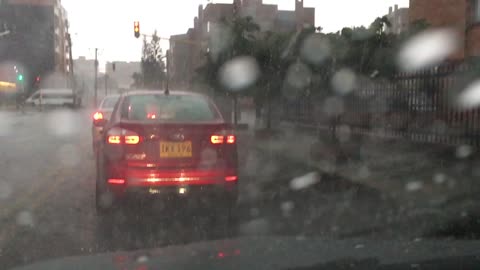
(0, 105, 18, 112)
(254, 124, 480, 198)
(244, 122, 480, 236)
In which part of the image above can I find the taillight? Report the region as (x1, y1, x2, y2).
(211, 135, 224, 144)
(225, 176, 238, 182)
(210, 134, 236, 145)
(107, 128, 141, 145)
(108, 178, 125, 185)
(93, 111, 103, 121)
(108, 135, 121, 144)
(125, 135, 140, 145)
(226, 135, 236, 144)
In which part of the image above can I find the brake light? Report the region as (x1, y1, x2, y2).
(108, 178, 125, 185)
(211, 134, 236, 145)
(93, 112, 103, 121)
(211, 135, 224, 144)
(125, 135, 140, 145)
(108, 135, 121, 144)
(225, 176, 238, 182)
(226, 135, 236, 144)
(107, 128, 141, 145)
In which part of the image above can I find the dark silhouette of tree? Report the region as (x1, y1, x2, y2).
(141, 30, 166, 89)
(131, 72, 143, 88)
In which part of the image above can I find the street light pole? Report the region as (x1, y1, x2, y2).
(165, 49, 170, 94)
(104, 74, 108, 96)
(94, 48, 98, 108)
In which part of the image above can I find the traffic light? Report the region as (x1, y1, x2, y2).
(134, 21, 140, 38)
(17, 74, 23, 81)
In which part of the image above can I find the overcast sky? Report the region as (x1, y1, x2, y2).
(62, 0, 409, 62)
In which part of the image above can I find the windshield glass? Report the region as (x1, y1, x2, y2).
(100, 96, 119, 109)
(3, 0, 480, 269)
(121, 94, 220, 122)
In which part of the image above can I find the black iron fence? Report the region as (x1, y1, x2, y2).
(279, 62, 480, 147)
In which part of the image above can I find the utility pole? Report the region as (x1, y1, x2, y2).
(104, 74, 108, 96)
(94, 48, 98, 107)
(66, 20, 76, 106)
(165, 49, 170, 94)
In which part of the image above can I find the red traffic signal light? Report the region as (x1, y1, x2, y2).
(134, 21, 140, 38)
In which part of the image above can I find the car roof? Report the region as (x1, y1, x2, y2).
(121, 90, 206, 98)
(36, 89, 73, 93)
(101, 94, 120, 100)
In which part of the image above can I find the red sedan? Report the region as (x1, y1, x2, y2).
(95, 91, 238, 218)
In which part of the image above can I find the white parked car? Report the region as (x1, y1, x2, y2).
(25, 88, 77, 108)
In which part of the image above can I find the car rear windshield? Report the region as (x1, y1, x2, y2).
(101, 96, 119, 109)
(120, 94, 221, 122)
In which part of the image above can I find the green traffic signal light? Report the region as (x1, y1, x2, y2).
(17, 74, 23, 81)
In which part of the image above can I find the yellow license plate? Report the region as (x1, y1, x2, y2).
(160, 141, 192, 158)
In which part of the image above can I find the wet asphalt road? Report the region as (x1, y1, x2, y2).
(0, 109, 396, 269)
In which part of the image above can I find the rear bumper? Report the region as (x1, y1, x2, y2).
(104, 165, 238, 198)
(122, 184, 238, 202)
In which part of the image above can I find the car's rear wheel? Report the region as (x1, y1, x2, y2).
(95, 159, 116, 215)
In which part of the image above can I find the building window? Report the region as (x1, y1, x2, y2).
(474, 0, 480, 23)
(207, 21, 210, 33)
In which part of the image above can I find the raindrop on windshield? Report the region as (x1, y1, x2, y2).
(136, 255, 149, 263)
(0, 112, 13, 137)
(57, 144, 79, 167)
(405, 181, 423, 192)
(397, 28, 459, 71)
(250, 207, 260, 217)
(432, 120, 447, 135)
(433, 173, 446, 185)
(332, 68, 356, 95)
(335, 124, 352, 143)
(456, 80, 480, 110)
(290, 172, 320, 190)
(354, 244, 365, 249)
(285, 62, 312, 91)
(358, 166, 370, 180)
(0, 180, 12, 199)
(323, 96, 345, 117)
(239, 218, 269, 235)
(47, 109, 78, 137)
(456, 145, 472, 159)
(300, 34, 331, 65)
(281, 201, 295, 217)
(219, 56, 260, 91)
(16, 210, 34, 227)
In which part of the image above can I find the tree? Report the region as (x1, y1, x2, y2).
(131, 72, 143, 88)
(196, 16, 260, 93)
(195, 16, 261, 124)
(194, 15, 415, 129)
(254, 31, 290, 128)
(141, 30, 166, 89)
